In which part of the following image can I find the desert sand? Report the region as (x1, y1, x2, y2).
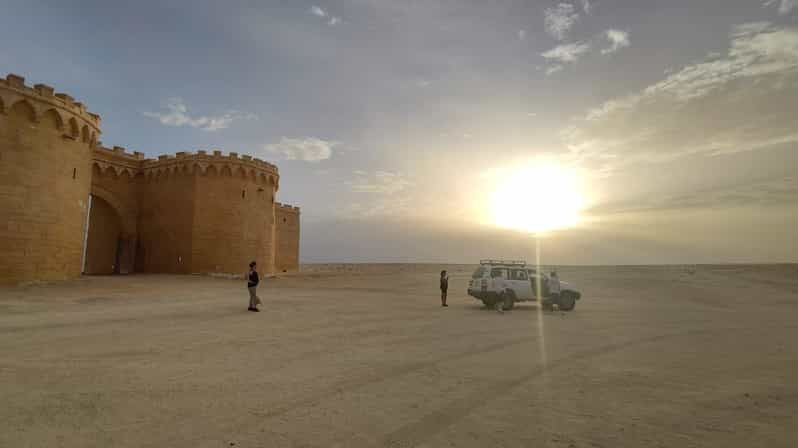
(1, 264, 797, 447)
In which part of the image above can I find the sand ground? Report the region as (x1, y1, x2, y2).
(1, 264, 797, 447)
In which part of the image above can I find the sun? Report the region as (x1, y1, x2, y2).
(488, 160, 586, 234)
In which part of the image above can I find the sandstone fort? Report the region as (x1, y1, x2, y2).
(0, 73, 300, 286)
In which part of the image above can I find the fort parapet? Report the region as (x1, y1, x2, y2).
(0, 74, 101, 136)
(92, 146, 280, 185)
(0, 73, 300, 285)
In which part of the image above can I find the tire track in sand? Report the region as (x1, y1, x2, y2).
(248, 333, 537, 420)
(381, 325, 793, 448)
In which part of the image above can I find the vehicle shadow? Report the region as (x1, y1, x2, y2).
(467, 304, 566, 314)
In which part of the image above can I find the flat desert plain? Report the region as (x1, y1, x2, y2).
(2, 264, 797, 447)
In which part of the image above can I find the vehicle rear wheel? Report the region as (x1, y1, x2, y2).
(559, 292, 576, 311)
(482, 298, 497, 308)
(502, 291, 515, 311)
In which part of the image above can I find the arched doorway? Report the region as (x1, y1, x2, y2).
(83, 195, 124, 274)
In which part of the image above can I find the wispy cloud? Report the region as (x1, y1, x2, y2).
(263, 137, 339, 162)
(343, 170, 414, 218)
(310, 5, 325, 17)
(593, 22, 798, 107)
(765, 0, 798, 15)
(348, 170, 412, 194)
(143, 98, 255, 131)
(590, 177, 798, 215)
(542, 41, 591, 63)
(544, 3, 580, 41)
(518, 29, 527, 41)
(601, 29, 630, 54)
(562, 22, 798, 174)
(309, 5, 341, 26)
(581, 0, 592, 14)
(546, 65, 564, 75)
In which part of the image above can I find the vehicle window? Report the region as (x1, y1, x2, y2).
(471, 267, 487, 279)
(510, 269, 528, 280)
(490, 268, 506, 278)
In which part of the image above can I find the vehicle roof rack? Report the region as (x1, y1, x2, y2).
(480, 259, 527, 267)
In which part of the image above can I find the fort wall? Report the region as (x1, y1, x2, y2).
(0, 73, 300, 285)
(136, 165, 197, 274)
(136, 151, 281, 276)
(0, 74, 99, 284)
(191, 164, 276, 275)
(275, 204, 301, 273)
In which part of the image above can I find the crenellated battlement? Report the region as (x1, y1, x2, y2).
(94, 145, 146, 161)
(91, 146, 281, 188)
(0, 73, 101, 135)
(141, 149, 278, 174)
(92, 145, 146, 178)
(275, 202, 301, 213)
(140, 150, 279, 186)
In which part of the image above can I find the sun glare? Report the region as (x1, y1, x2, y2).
(488, 161, 585, 234)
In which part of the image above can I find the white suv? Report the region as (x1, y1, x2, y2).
(467, 259, 582, 311)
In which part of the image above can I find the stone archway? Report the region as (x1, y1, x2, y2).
(83, 189, 138, 275)
(84, 167, 139, 275)
(83, 195, 124, 274)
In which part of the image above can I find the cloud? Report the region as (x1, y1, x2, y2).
(542, 30, 627, 73)
(518, 29, 527, 40)
(143, 98, 255, 131)
(765, 0, 798, 15)
(562, 22, 798, 174)
(348, 170, 412, 194)
(310, 5, 326, 17)
(263, 137, 338, 162)
(581, 0, 592, 14)
(310, 5, 341, 26)
(601, 29, 630, 54)
(544, 3, 580, 41)
(542, 41, 591, 63)
(590, 177, 798, 215)
(343, 171, 414, 218)
(592, 22, 798, 108)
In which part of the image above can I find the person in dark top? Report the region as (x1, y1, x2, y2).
(247, 261, 262, 312)
(440, 270, 449, 307)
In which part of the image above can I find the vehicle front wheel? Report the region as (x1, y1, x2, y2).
(482, 298, 497, 308)
(559, 292, 576, 311)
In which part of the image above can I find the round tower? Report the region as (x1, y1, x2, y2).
(135, 150, 281, 275)
(0, 74, 101, 285)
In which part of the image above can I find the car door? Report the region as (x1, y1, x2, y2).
(529, 273, 548, 299)
(490, 267, 508, 292)
(509, 268, 533, 300)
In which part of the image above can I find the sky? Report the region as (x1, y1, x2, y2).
(2, 0, 797, 264)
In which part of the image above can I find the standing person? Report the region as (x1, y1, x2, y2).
(440, 270, 449, 307)
(247, 261, 262, 312)
(544, 271, 561, 311)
